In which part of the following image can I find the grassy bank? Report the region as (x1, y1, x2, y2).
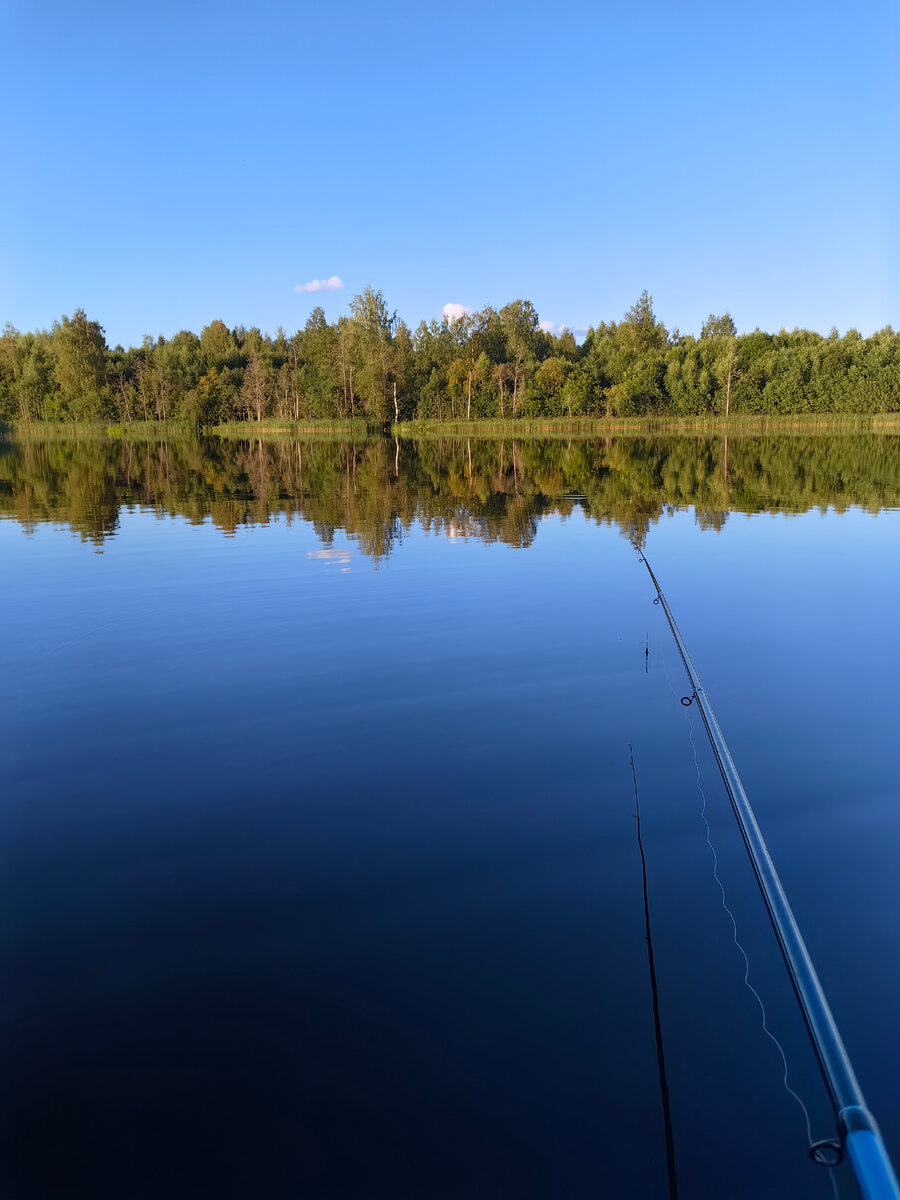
(209, 419, 369, 438)
(2, 418, 371, 441)
(392, 414, 900, 438)
(1, 420, 189, 441)
(4, 414, 899, 443)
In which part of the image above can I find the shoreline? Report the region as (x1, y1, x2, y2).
(3, 414, 900, 441)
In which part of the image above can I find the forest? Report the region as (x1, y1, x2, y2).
(2, 290, 899, 426)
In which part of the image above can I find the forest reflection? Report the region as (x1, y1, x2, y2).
(1, 433, 898, 557)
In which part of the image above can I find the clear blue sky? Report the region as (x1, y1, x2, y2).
(3, 0, 897, 347)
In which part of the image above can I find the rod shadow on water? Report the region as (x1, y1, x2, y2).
(628, 743, 679, 1200)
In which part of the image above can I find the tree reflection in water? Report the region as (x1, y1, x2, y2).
(1, 432, 898, 555)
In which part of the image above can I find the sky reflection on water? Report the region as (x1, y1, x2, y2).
(1, 435, 898, 1199)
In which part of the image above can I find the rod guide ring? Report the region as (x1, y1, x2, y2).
(809, 1139, 843, 1167)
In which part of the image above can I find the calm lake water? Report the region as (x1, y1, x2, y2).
(1, 433, 898, 1199)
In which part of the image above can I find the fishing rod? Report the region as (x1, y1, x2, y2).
(629, 744, 679, 1199)
(639, 550, 899, 1200)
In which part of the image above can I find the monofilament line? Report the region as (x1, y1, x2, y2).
(658, 643, 839, 1200)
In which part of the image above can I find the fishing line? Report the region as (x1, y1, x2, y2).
(657, 639, 841, 1200)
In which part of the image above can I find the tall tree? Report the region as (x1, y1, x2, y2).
(701, 314, 740, 417)
(200, 320, 239, 369)
(241, 353, 271, 422)
(499, 300, 539, 415)
(347, 287, 397, 422)
(52, 310, 108, 419)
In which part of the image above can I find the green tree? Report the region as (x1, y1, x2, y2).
(701, 313, 737, 340)
(240, 353, 272, 421)
(297, 307, 340, 418)
(51, 310, 108, 419)
(347, 287, 397, 422)
(200, 320, 239, 369)
(499, 300, 540, 415)
(0, 327, 55, 422)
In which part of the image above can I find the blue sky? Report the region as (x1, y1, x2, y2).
(2, 0, 897, 346)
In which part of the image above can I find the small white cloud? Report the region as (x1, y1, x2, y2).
(443, 302, 470, 323)
(295, 276, 346, 294)
(540, 320, 587, 342)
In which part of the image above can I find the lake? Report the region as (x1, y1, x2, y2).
(1, 432, 898, 1199)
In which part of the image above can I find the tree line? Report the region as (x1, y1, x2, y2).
(2, 290, 899, 425)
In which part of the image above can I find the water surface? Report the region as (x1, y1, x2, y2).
(1, 433, 898, 1199)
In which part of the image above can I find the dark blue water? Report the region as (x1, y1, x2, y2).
(1, 436, 898, 1198)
